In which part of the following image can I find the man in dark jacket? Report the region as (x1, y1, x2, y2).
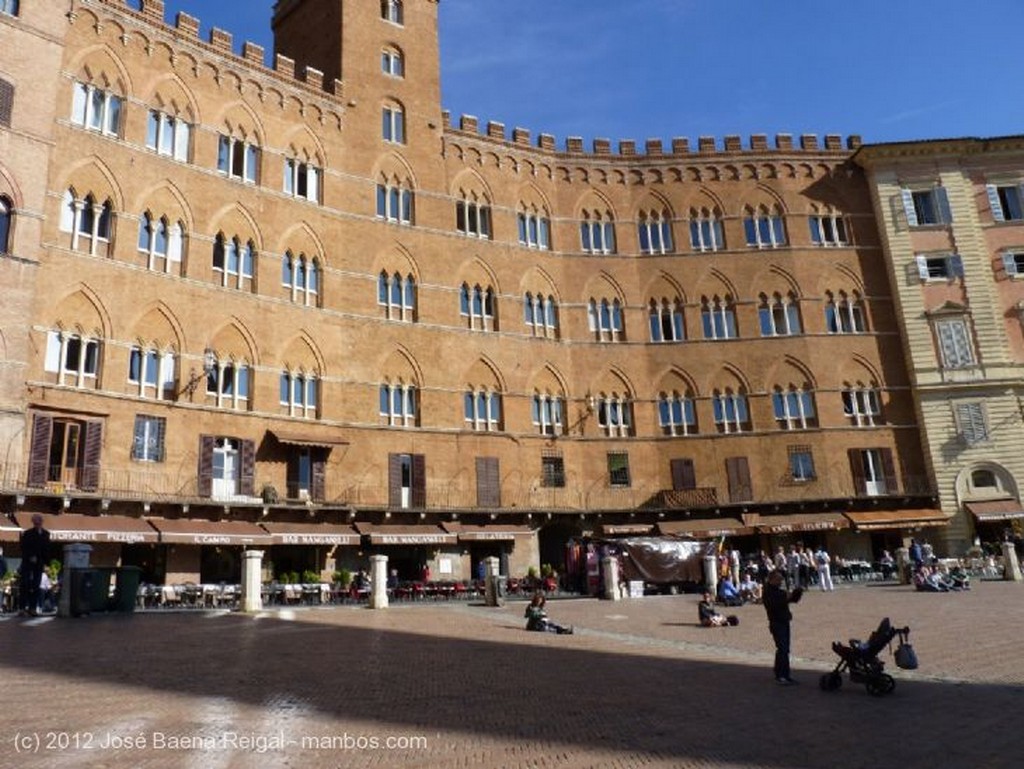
(763, 568, 802, 685)
(19, 514, 50, 616)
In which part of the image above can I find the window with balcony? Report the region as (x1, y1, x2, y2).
(638, 209, 673, 254)
(689, 208, 724, 252)
(71, 82, 122, 136)
(27, 413, 103, 491)
(524, 292, 558, 338)
(146, 110, 191, 161)
(378, 271, 416, 321)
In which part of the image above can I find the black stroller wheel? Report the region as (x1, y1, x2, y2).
(819, 672, 843, 691)
(866, 674, 895, 697)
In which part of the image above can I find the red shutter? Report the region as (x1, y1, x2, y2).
(311, 450, 326, 502)
(411, 453, 426, 508)
(726, 456, 752, 503)
(670, 458, 696, 491)
(27, 414, 53, 487)
(388, 453, 402, 508)
(79, 420, 103, 491)
(476, 457, 500, 507)
(197, 435, 215, 497)
(848, 449, 866, 496)
(880, 448, 899, 494)
(239, 439, 256, 496)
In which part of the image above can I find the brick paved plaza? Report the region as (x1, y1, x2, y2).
(1, 580, 1021, 769)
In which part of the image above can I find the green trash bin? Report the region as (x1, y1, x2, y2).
(89, 568, 115, 613)
(69, 568, 95, 617)
(113, 566, 142, 613)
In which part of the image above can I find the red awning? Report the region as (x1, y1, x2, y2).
(146, 518, 272, 546)
(844, 509, 949, 531)
(658, 518, 753, 538)
(354, 523, 455, 546)
(965, 500, 1024, 522)
(261, 522, 360, 546)
(12, 512, 159, 544)
(743, 512, 849, 534)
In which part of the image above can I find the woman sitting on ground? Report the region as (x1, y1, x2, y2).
(698, 591, 738, 627)
(524, 592, 574, 634)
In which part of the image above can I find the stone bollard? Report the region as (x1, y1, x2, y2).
(369, 554, 389, 608)
(484, 556, 504, 607)
(703, 554, 718, 597)
(240, 550, 264, 612)
(1002, 542, 1022, 582)
(895, 547, 910, 584)
(59, 543, 93, 618)
(601, 556, 620, 601)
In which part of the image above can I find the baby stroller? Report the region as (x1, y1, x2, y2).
(820, 617, 913, 696)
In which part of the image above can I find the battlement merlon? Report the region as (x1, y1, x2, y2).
(442, 111, 862, 159)
(92, 0, 341, 96)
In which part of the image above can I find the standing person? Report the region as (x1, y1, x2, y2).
(909, 538, 923, 569)
(815, 546, 834, 591)
(0, 546, 9, 613)
(763, 568, 803, 685)
(786, 545, 801, 589)
(19, 513, 50, 617)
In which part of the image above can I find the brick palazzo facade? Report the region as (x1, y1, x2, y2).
(4, 0, 1013, 584)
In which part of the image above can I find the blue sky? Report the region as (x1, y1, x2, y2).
(160, 0, 1023, 148)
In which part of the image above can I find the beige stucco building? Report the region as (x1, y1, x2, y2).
(0, 0, 952, 586)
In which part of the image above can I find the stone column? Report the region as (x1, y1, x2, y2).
(240, 550, 264, 612)
(58, 543, 93, 618)
(601, 555, 621, 600)
(1002, 542, 1022, 582)
(369, 554, 389, 609)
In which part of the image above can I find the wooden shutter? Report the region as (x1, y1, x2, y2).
(388, 453, 402, 508)
(411, 453, 426, 508)
(725, 456, 752, 502)
(848, 448, 866, 496)
(670, 458, 696, 491)
(476, 457, 500, 507)
(27, 414, 53, 487)
(311, 450, 326, 502)
(197, 435, 215, 497)
(79, 420, 103, 491)
(935, 186, 952, 224)
(880, 448, 899, 494)
(239, 439, 256, 496)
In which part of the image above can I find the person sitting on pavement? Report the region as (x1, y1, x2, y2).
(739, 572, 762, 604)
(524, 592, 573, 634)
(948, 563, 971, 590)
(717, 575, 744, 606)
(698, 591, 737, 627)
(914, 565, 949, 592)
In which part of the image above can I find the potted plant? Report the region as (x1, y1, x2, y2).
(261, 483, 279, 504)
(335, 569, 352, 589)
